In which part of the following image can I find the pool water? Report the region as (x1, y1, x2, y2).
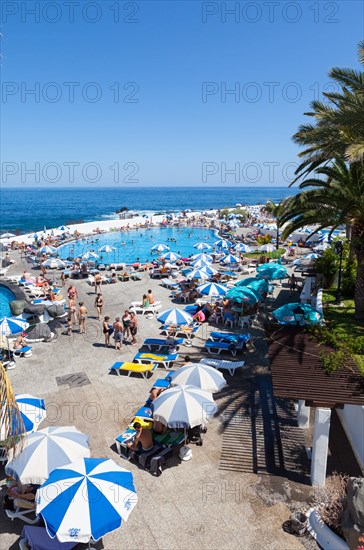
(58, 227, 217, 264)
(0, 285, 16, 318)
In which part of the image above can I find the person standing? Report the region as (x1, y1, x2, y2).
(113, 317, 123, 351)
(94, 273, 102, 295)
(69, 296, 77, 325)
(129, 312, 138, 345)
(78, 302, 88, 334)
(103, 316, 112, 347)
(67, 284, 78, 301)
(122, 310, 131, 342)
(94, 294, 104, 321)
(289, 273, 296, 295)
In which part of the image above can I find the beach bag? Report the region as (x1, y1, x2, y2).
(108, 326, 114, 335)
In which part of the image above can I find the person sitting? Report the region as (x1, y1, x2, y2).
(13, 333, 28, 350)
(126, 422, 154, 453)
(6, 478, 36, 510)
(142, 294, 150, 308)
(153, 420, 167, 434)
(147, 289, 155, 305)
(193, 309, 205, 323)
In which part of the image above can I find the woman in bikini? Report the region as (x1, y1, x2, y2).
(94, 294, 104, 321)
(94, 273, 102, 295)
(69, 296, 77, 325)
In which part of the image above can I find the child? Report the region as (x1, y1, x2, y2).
(67, 315, 72, 336)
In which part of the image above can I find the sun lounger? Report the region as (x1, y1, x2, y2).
(13, 345, 32, 357)
(199, 357, 245, 376)
(151, 370, 175, 389)
(160, 278, 180, 289)
(5, 505, 38, 525)
(160, 323, 201, 338)
(110, 361, 158, 379)
(143, 338, 183, 351)
(133, 352, 178, 369)
(129, 303, 161, 316)
(205, 340, 245, 356)
(20, 526, 79, 550)
(209, 332, 251, 345)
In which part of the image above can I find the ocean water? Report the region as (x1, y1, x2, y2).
(0, 186, 298, 234)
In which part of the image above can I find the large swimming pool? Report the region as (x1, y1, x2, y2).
(0, 285, 16, 318)
(58, 227, 217, 264)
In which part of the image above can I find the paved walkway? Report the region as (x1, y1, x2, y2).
(0, 251, 311, 549)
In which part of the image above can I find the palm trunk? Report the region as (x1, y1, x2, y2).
(276, 226, 279, 250)
(352, 224, 364, 320)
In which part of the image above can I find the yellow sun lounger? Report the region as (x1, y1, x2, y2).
(110, 361, 158, 379)
(134, 352, 178, 369)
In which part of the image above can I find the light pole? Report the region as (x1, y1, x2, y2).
(334, 240, 344, 305)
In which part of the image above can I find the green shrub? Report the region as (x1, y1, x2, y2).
(314, 248, 338, 287)
(341, 256, 357, 297)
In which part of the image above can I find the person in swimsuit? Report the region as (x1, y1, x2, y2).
(142, 294, 150, 308)
(122, 310, 131, 341)
(94, 294, 104, 321)
(94, 273, 102, 295)
(113, 317, 123, 351)
(67, 316, 73, 336)
(147, 289, 155, 305)
(126, 422, 154, 453)
(69, 296, 77, 325)
(78, 302, 88, 334)
(129, 312, 138, 345)
(67, 284, 78, 301)
(103, 315, 111, 346)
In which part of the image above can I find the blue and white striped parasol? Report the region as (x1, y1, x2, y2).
(221, 254, 241, 264)
(233, 243, 252, 253)
(193, 242, 212, 250)
(191, 253, 213, 262)
(38, 245, 57, 255)
(190, 259, 212, 268)
(36, 458, 138, 543)
(160, 251, 181, 262)
(152, 385, 217, 429)
(0, 317, 29, 337)
(187, 265, 218, 279)
(151, 243, 170, 252)
(42, 258, 66, 269)
(5, 426, 90, 485)
(213, 239, 231, 249)
(197, 282, 228, 297)
(0, 394, 46, 440)
(58, 225, 70, 232)
(260, 244, 275, 253)
(169, 364, 226, 393)
(157, 308, 193, 325)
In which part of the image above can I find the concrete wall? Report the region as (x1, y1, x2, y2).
(337, 405, 364, 470)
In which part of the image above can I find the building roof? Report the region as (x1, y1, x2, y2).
(268, 326, 364, 408)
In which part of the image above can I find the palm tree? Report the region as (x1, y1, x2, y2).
(0, 365, 24, 456)
(281, 159, 364, 319)
(264, 199, 286, 249)
(292, 41, 364, 182)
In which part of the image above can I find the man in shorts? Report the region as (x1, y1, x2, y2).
(127, 422, 154, 453)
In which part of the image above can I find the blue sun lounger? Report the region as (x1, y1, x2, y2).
(133, 352, 179, 369)
(13, 345, 32, 357)
(143, 338, 183, 351)
(205, 340, 243, 357)
(209, 332, 251, 345)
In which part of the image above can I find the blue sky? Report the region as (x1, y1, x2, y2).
(1, 0, 363, 186)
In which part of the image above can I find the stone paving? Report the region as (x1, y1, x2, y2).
(0, 251, 311, 549)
